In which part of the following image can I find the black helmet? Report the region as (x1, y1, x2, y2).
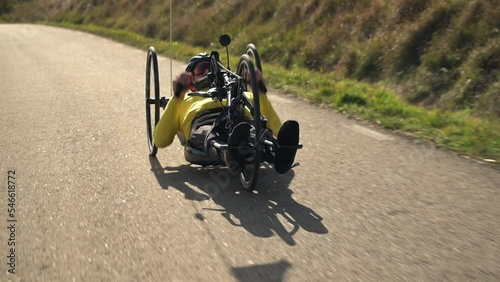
(185, 53, 210, 73)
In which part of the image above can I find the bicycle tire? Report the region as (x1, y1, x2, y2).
(145, 47, 161, 156)
(236, 54, 262, 190)
(245, 44, 263, 73)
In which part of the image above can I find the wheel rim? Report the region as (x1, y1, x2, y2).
(245, 44, 263, 73)
(145, 47, 160, 156)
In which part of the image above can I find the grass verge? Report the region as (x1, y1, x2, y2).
(43, 22, 500, 164)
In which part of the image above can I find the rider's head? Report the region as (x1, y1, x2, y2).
(186, 53, 210, 90)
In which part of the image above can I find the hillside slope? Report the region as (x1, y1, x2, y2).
(3, 0, 499, 117)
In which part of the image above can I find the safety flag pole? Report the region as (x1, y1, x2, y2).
(169, 0, 173, 97)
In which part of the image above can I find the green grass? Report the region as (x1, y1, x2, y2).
(42, 22, 500, 163)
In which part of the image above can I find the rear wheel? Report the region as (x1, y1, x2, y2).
(236, 54, 262, 190)
(145, 47, 161, 156)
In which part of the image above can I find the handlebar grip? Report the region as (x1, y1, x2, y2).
(187, 92, 210, 98)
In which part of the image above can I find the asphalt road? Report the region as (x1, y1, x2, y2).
(1, 24, 499, 281)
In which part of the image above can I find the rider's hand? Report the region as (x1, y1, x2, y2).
(173, 72, 193, 98)
(246, 69, 267, 94)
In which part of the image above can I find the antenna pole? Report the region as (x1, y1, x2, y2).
(169, 0, 173, 96)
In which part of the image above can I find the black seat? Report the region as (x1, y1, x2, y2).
(184, 108, 224, 165)
(189, 108, 224, 151)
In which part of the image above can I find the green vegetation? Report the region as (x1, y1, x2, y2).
(2, 0, 499, 163)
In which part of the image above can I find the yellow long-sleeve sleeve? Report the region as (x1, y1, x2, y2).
(153, 96, 181, 148)
(242, 92, 281, 136)
(253, 92, 281, 136)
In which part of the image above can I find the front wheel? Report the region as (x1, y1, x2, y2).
(236, 54, 262, 190)
(145, 47, 161, 156)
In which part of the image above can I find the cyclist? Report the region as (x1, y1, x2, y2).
(154, 53, 299, 174)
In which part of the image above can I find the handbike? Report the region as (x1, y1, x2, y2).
(145, 35, 302, 191)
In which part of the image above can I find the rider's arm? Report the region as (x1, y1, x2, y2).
(259, 93, 282, 137)
(154, 97, 181, 148)
(244, 91, 282, 137)
(250, 70, 282, 136)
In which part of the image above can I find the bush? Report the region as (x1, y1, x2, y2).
(0, 0, 15, 15)
(393, 4, 454, 75)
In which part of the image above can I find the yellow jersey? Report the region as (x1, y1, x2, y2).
(154, 92, 282, 148)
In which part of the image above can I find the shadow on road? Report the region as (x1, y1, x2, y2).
(149, 157, 328, 246)
(231, 259, 291, 282)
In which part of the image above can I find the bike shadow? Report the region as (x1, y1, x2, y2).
(231, 259, 291, 282)
(150, 157, 328, 246)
